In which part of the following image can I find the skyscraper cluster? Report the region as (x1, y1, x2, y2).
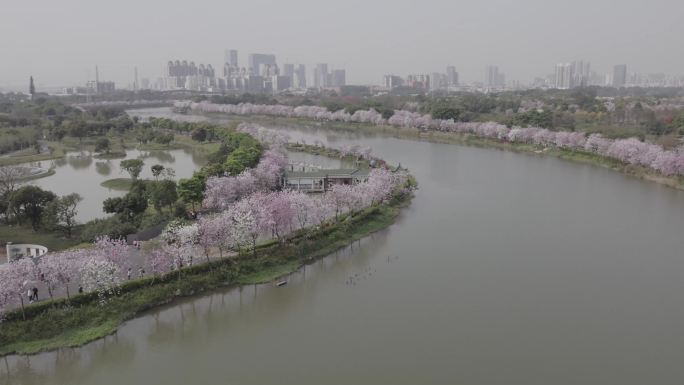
(553, 61, 592, 89)
(313, 64, 346, 89)
(165, 60, 216, 90)
(383, 66, 459, 92)
(161, 49, 345, 93)
(612, 64, 627, 88)
(484, 66, 506, 89)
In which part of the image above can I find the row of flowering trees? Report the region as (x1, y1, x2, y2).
(154, 122, 409, 276)
(0, 237, 129, 319)
(180, 101, 684, 177)
(202, 124, 290, 211)
(0, 125, 409, 321)
(152, 167, 408, 273)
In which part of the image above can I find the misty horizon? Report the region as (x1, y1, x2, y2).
(1, 0, 683, 89)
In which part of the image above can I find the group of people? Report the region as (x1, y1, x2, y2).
(126, 267, 146, 281)
(27, 287, 38, 303)
(23, 240, 149, 305)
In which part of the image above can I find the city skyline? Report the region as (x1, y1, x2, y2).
(2, 0, 683, 89)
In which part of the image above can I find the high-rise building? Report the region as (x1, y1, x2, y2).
(446, 66, 459, 86)
(248, 54, 276, 76)
(430, 72, 446, 91)
(484, 65, 505, 88)
(261, 63, 279, 77)
(165, 60, 216, 91)
(283, 64, 295, 78)
(314, 63, 329, 88)
(294, 64, 307, 89)
(246, 75, 264, 93)
(555, 63, 573, 89)
(224, 50, 238, 67)
(613, 64, 627, 87)
(406, 74, 430, 90)
(272, 75, 292, 93)
(572, 60, 590, 87)
(384, 75, 404, 89)
(331, 69, 346, 87)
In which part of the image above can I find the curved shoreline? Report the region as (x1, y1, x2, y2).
(16, 167, 55, 182)
(197, 112, 684, 191)
(0, 148, 415, 357)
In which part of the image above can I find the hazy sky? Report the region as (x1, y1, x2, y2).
(1, 0, 682, 89)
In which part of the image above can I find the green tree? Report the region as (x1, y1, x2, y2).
(430, 104, 462, 121)
(154, 132, 174, 147)
(103, 192, 148, 219)
(120, 159, 144, 180)
(177, 176, 205, 210)
(191, 127, 208, 142)
(94, 137, 111, 154)
(67, 120, 88, 143)
(10, 185, 56, 230)
(224, 147, 260, 175)
(670, 111, 684, 134)
(135, 126, 156, 144)
(45, 193, 82, 238)
(149, 180, 178, 213)
(151, 164, 165, 180)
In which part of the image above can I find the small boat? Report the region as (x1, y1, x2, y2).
(275, 280, 288, 287)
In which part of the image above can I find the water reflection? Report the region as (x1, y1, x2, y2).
(0, 234, 387, 385)
(21, 148, 207, 222)
(140, 150, 176, 164)
(95, 161, 112, 176)
(5, 108, 684, 384)
(66, 154, 93, 170)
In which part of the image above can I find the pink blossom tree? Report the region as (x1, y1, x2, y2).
(325, 184, 357, 220)
(37, 251, 81, 300)
(187, 101, 684, 177)
(95, 236, 131, 274)
(228, 206, 258, 255)
(0, 258, 38, 319)
(80, 258, 122, 305)
(146, 248, 175, 278)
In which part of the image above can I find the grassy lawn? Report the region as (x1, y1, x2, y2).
(100, 177, 135, 191)
(137, 134, 221, 153)
(0, 141, 69, 167)
(0, 224, 83, 252)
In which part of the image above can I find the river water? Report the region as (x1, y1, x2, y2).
(3, 108, 684, 384)
(21, 148, 208, 222)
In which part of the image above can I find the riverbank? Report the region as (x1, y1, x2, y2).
(0, 142, 68, 167)
(0, 186, 413, 357)
(16, 168, 56, 182)
(209, 113, 684, 191)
